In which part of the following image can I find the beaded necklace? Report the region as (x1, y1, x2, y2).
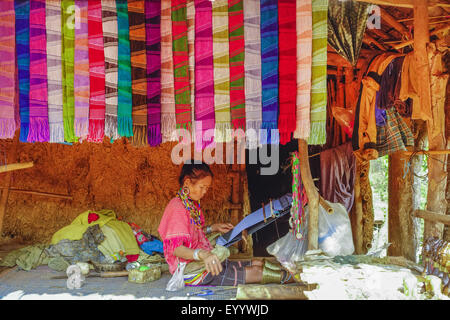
(176, 187, 205, 229)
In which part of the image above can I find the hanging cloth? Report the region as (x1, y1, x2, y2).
(160, 0, 177, 142)
(187, 1, 196, 144)
(243, 0, 262, 149)
(194, 0, 215, 150)
(278, 0, 297, 145)
(172, 0, 192, 133)
(308, 0, 328, 145)
(74, 0, 90, 140)
(61, 0, 76, 143)
(145, 0, 162, 146)
(293, 0, 312, 141)
(327, 0, 369, 67)
(87, 0, 106, 143)
(15, 0, 30, 142)
(260, 0, 279, 145)
(116, 0, 133, 137)
(0, 0, 17, 139)
(45, 0, 64, 143)
(212, 0, 232, 143)
(128, 0, 148, 146)
(102, 0, 120, 141)
(228, 0, 246, 131)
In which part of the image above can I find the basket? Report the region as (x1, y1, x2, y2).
(128, 266, 162, 284)
(91, 260, 127, 273)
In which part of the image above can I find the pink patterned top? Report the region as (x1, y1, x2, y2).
(158, 197, 213, 274)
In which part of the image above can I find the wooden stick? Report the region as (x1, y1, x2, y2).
(401, 150, 450, 156)
(354, 0, 450, 9)
(0, 162, 33, 173)
(380, 7, 411, 39)
(414, 209, 450, 225)
(363, 34, 388, 51)
(393, 24, 450, 49)
(0, 187, 73, 200)
(319, 196, 334, 214)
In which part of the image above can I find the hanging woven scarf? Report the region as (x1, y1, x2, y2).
(278, 0, 297, 145)
(129, 0, 148, 147)
(61, 0, 76, 142)
(160, 0, 177, 142)
(212, 0, 232, 143)
(145, 0, 162, 146)
(293, 0, 312, 141)
(28, 0, 50, 142)
(194, 0, 215, 150)
(187, 1, 196, 144)
(243, 0, 261, 149)
(15, 0, 30, 142)
(87, 0, 106, 143)
(228, 0, 245, 131)
(45, 0, 64, 143)
(116, 0, 133, 137)
(102, 0, 120, 141)
(74, 0, 90, 140)
(309, 0, 328, 145)
(172, 0, 192, 133)
(0, 0, 17, 139)
(290, 151, 307, 239)
(260, 0, 279, 145)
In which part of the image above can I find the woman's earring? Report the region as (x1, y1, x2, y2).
(182, 186, 190, 196)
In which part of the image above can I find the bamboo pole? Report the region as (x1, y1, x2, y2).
(353, 160, 364, 255)
(414, 209, 450, 225)
(0, 162, 33, 173)
(0, 188, 73, 200)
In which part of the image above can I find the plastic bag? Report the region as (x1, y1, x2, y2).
(318, 201, 354, 257)
(166, 262, 186, 291)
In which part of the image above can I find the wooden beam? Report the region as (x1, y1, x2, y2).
(363, 34, 388, 51)
(354, 0, 450, 9)
(0, 162, 33, 173)
(393, 24, 450, 49)
(414, 210, 450, 225)
(380, 6, 411, 39)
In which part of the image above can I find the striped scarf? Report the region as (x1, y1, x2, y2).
(187, 0, 195, 143)
(102, 0, 120, 141)
(278, 0, 297, 145)
(243, 0, 261, 149)
(45, 0, 64, 143)
(74, 0, 90, 140)
(228, 0, 245, 131)
(293, 0, 312, 140)
(212, 0, 232, 143)
(194, 0, 215, 150)
(0, 0, 17, 139)
(260, 0, 279, 145)
(160, 0, 177, 142)
(116, 0, 133, 137)
(309, 0, 328, 145)
(129, 0, 148, 147)
(172, 0, 192, 133)
(15, 0, 30, 142)
(28, 0, 50, 142)
(61, 0, 76, 142)
(145, 0, 162, 146)
(87, 0, 106, 143)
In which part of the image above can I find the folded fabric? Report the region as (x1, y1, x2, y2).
(0, 244, 49, 271)
(140, 239, 164, 255)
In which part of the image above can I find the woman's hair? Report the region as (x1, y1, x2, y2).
(179, 161, 213, 186)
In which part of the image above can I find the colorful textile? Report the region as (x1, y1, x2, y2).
(172, 0, 192, 132)
(87, 0, 106, 143)
(158, 197, 213, 274)
(0, 0, 17, 139)
(243, 0, 261, 149)
(212, 0, 232, 143)
(378, 56, 405, 110)
(61, 0, 76, 143)
(116, 0, 133, 137)
(45, 0, 64, 143)
(194, 0, 215, 150)
(74, 0, 90, 140)
(187, 0, 196, 143)
(309, 0, 328, 145)
(228, 0, 246, 131)
(375, 107, 414, 158)
(160, 0, 177, 142)
(145, 0, 162, 146)
(15, 0, 30, 142)
(260, 0, 279, 145)
(278, 0, 297, 145)
(102, 0, 120, 141)
(293, 0, 312, 140)
(129, 0, 148, 146)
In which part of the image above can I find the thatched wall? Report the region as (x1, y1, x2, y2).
(0, 136, 241, 244)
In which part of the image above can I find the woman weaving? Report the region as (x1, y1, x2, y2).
(158, 161, 292, 286)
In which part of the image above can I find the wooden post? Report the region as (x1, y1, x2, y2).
(0, 162, 33, 173)
(298, 139, 319, 251)
(353, 159, 364, 254)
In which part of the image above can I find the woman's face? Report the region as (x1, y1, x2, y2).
(185, 175, 212, 201)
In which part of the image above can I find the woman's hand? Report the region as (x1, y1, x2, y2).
(198, 250, 222, 276)
(211, 223, 234, 234)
